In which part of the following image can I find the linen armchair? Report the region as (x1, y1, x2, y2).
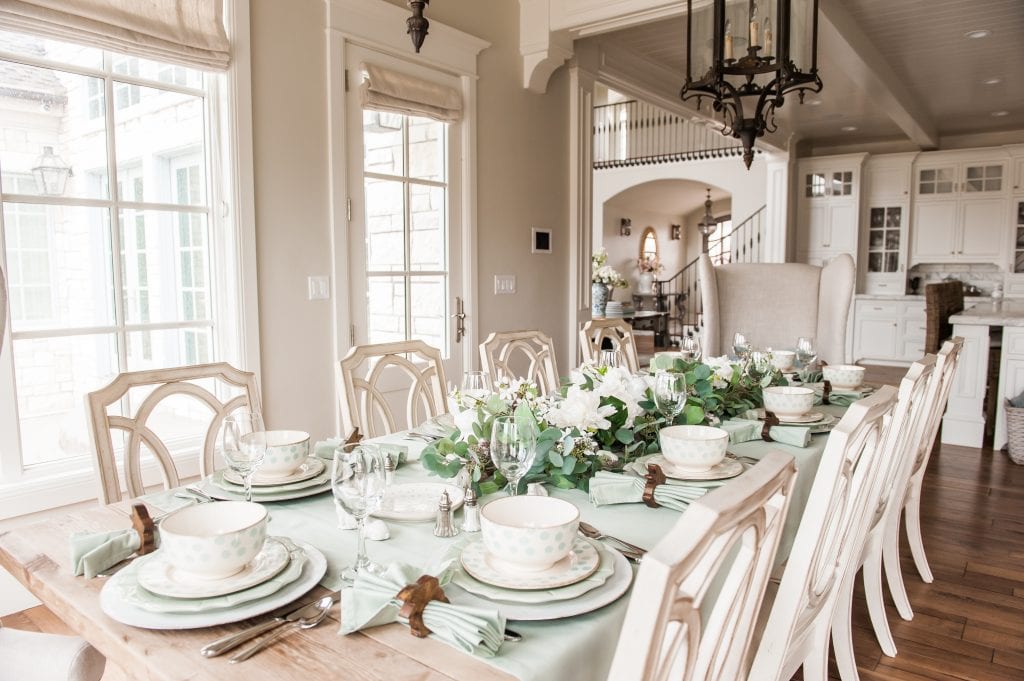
(697, 253, 855, 364)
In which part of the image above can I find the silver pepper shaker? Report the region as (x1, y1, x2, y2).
(383, 454, 396, 487)
(433, 491, 459, 538)
(461, 487, 481, 533)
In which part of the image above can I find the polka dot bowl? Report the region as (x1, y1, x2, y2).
(158, 501, 268, 580)
(659, 425, 730, 472)
(256, 430, 310, 479)
(480, 496, 581, 573)
(822, 364, 866, 390)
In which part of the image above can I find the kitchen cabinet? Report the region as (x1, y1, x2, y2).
(851, 298, 925, 364)
(863, 204, 908, 293)
(910, 197, 1005, 264)
(916, 160, 1006, 198)
(796, 154, 866, 265)
(1012, 156, 1024, 192)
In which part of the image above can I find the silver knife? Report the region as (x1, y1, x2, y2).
(200, 593, 339, 657)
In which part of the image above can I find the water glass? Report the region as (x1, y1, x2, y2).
(653, 371, 687, 425)
(462, 370, 493, 403)
(732, 331, 751, 360)
(796, 336, 818, 380)
(333, 443, 386, 582)
(599, 348, 621, 369)
(490, 415, 537, 496)
(680, 336, 702, 362)
(221, 413, 267, 503)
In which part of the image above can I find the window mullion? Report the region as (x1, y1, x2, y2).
(103, 64, 128, 377)
(403, 121, 412, 341)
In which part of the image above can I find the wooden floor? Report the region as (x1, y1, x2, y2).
(4, 364, 1023, 681)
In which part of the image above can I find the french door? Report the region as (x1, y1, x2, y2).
(345, 45, 465, 384)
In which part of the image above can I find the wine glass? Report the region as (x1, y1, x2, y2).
(796, 336, 818, 381)
(333, 443, 386, 582)
(490, 415, 537, 496)
(461, 370, 493, 404)
(732, 331, 752, 360)
(746, 350, 773, 383)
(680, 335, 702, 362)
(599, 348, 621, 369)
(221, 412, 267, 503)
(653, 371, 687, 425)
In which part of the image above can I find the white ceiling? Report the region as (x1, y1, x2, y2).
(596, 0, 1024, 148)
(604, 179, 730, 216)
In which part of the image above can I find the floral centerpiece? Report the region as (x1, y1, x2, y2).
(637, 254, 663, 274)
(591, 248, 627, 316)
(421, 355, 786, 495)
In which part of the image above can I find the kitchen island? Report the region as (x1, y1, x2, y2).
(944, 300, 1024, 448)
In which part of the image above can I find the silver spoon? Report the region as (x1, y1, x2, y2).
(228, 598, 333, 662)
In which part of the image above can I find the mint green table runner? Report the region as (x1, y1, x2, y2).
(142, 404, 844, 681)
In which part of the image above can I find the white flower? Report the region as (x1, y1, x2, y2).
(453, 408, 478, 437)
(545, 387, 617, 432)
(597, 450, 619, 467)
(592, 366, 648, 427)
(703, 355, 736, 389)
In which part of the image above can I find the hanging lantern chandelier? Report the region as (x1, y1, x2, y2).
(407, 1, 430, 53)
(697, 189, 717, 237)
(681, 0, 822, 169)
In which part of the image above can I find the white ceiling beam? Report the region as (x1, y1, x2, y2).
(819, 0, 938, 149)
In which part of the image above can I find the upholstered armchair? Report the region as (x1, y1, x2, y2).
(697, 253, 855, 365)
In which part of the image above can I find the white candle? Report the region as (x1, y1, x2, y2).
(750, 20, 759, 48)
(725, 34, 734, 60)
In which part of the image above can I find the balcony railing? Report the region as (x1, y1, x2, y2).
(593, 100, 750, 169)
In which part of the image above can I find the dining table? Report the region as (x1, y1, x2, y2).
(0, 404, 851, 681)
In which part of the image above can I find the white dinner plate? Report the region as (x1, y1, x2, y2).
(200, 473, 330, 502)
(113, 545, 307, 614)
(223, 457, 325, 487)
(213, 468, 330, 494)
(100, 540, 327, 629)
(775, 411, 826, 424)
(453, 539, 613, 604)
(460, 537, 600, 591)
(136, 538, 290, 599)
(372, 483, 464, 522)
(447, 546, 632, 621)
(647, 454, 745, 482)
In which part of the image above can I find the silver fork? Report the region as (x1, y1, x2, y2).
(578, 521, 647, 556)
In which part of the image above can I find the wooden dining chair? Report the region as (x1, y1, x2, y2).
(746, 385, 898, 681)
(337, 339, 448, 438)
(608, 450, 798, 681)
(479, 330, 560, 395)
(883, 337, 964, 623)
(579, 318, 640, 373)
(86, 362, 262, 504)
(831, 355, 936, 676)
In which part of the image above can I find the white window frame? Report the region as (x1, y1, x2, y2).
(0, 0, 260, 519)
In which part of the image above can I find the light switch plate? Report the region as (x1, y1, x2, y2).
(307, 275, 330, 300)
(494, 275, 516, 295)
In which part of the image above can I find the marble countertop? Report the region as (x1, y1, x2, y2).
(856, 293, 996, 303)
(950, 300, 1024, 327)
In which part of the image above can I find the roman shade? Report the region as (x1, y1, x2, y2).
(359, 62, 462, 123)
(0, 0, 230, 70)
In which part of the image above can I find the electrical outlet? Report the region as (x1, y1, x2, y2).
(494, 275, 516, 295)
(307, 276, 330, 300)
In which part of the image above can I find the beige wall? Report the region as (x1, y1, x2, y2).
(249, 0, 569, 439)
(601, 205, 688, 298)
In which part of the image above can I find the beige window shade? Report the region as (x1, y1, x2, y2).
(0, 0, 230, 70)
(359, 62, 462, 123)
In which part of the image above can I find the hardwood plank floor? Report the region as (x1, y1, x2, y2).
(4, 362, 1021, 681)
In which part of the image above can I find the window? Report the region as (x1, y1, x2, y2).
(708, 218, 732, 266)
(0, 29, 242, 482)
(639, 227, 658, 261)
(361, 110, 449, 352)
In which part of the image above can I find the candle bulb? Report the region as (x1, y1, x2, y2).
(724, 19, 734, 61)
(764, 18, 773, 56)
(750, 1, 760, 48)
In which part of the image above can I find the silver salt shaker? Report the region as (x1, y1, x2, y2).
(383, 454, 396, 487)
(433, 490, 459, 538)
(462, 487, 481, 533)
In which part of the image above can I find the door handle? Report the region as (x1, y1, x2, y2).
(451, 296, 466, 344)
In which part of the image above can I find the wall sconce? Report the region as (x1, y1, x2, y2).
(620, 218, 632, 237)
(670, 224, 681, 240)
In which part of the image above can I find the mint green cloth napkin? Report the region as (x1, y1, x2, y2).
(314, 438, 410, 463)
(341, 561, 505, 657)
(70, 529, 141, 579)
(719, 417, 812, 447)
(588, 470, 709, 511)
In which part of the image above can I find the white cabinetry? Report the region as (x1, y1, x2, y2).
(861, 154, 916, 295)
(910, 153, 1009, 266)
(796, 153, 866, 266)
(851, 298, 925, 364)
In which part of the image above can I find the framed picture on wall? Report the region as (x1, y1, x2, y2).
(532, 228, 552, 253)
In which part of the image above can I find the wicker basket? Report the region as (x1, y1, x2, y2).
(1004, 399, 1024, 464)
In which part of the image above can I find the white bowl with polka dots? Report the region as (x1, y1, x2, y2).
(158, 501, 268, 581)
(480, 496, 581, 573)
(256, 430, 310, 479)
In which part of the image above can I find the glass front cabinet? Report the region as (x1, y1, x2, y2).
(863, 203, 908, 294)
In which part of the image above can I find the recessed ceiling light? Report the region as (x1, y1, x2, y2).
(841, 125, 858, 132)
(807, 99, 823, 106)
(992, 110, 1010, 117)
(964, 29, 992, 39)
(983, 77, 1002, 85)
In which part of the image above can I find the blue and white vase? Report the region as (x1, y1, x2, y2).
(591, 282, 609, 317)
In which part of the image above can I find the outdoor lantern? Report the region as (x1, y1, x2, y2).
(31, 145, 72, 196)
(681, 0, 822, 168)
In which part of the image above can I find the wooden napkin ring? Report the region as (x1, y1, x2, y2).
(344, 427, 363, 445)
(822, 380, 833, 405)
(642, 464, 667, 508)
(761, 411, 780, 442)
(130, 503, 157, 556)
(396, 575, 450, 638)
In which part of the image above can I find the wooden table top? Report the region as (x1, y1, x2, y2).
(0, 503, 514, 681)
